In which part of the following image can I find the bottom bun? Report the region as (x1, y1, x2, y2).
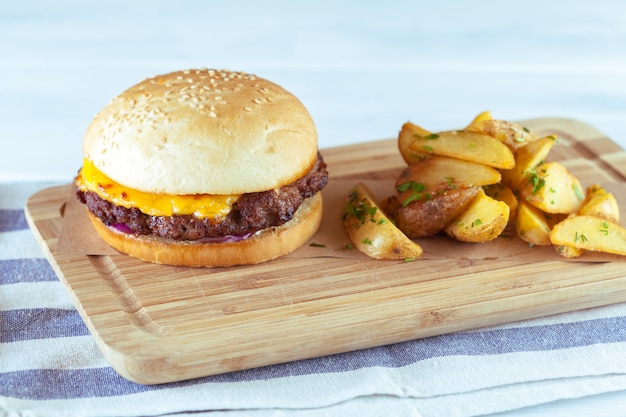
(88, 193, 323, 267)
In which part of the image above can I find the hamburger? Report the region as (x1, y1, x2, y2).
(74, 68, 328, 267)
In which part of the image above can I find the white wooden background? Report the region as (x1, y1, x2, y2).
(1, 0, 625, 182)
(2, 1, 626, 414)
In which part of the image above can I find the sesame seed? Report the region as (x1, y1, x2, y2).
(244, 107, 253, 112)
(209, 111, 217, 118)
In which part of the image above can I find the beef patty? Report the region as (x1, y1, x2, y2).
(77, 153, 328, 241)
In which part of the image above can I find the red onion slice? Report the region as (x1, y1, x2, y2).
(112, 223, 133, 234)
(110, 222, 252, 243)
(198, 233, 253, 243)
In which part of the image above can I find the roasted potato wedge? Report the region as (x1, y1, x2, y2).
(408, 129, 515, 169)
(550, 215, 626, 256)
(398, 122, 433, 164)
(484, 183, 519, 225)
(578, 184, 620, 223)
(501, 135, 557, 190)
(444, 188, 510, 242)
(343, 183, 423, 260)
(519, 161, 585, 214)
(466, 118, 538, 153)
(515, 200, 552, 246)
(395, 156, 501, 207)
(554, 244, 584, 259)
(396, 187, 480, 238)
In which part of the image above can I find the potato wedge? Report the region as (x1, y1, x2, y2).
(554, 244, 584, 259)
(398, 122, 433, 164)
(520, 161, 585, 214)
(484, 183, 519, 224)
(466, 118, 538, 153)
(408, 129, 515, 169)
(396, 187, 480, 238)
(515, 200, 552, 246)
(395, 156, 501, 207)
(501, 135, 557, 190)
(444, 189, 510, 242)
(550, 215, 626, 256)
(578, 184, 620, 223)
(343, 183, 423, 260)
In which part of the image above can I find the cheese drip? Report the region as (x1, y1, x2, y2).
(76, 159, 240, 219)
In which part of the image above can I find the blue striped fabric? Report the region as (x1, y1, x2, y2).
(1, 308, 90, 343)
(0, 259, 59, 284)
(0, 209, 28, 232)
(2, 285, 626, 401)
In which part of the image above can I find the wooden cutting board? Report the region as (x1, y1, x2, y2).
(25, 117, 626, 385)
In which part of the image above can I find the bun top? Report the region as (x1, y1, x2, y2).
(83, 69, 318, 195)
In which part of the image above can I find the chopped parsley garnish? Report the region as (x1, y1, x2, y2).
(343, 190, 378, 226)
(471, 219, 483, 227)
(600, 221, 610, 236)
(526, 169, 546, 194)
(573, 183, 584, 201)
(396, 181, 431, 207)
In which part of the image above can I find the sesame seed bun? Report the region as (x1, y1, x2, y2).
(76, 68, 327, 267)
(83, 68, 318, 195)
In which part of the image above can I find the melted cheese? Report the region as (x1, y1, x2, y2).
(76, 159, 240, 219)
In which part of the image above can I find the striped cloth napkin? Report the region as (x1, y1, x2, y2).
(3, 182, 626, 417)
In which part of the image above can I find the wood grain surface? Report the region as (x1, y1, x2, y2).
(25, 118, 626, 385)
